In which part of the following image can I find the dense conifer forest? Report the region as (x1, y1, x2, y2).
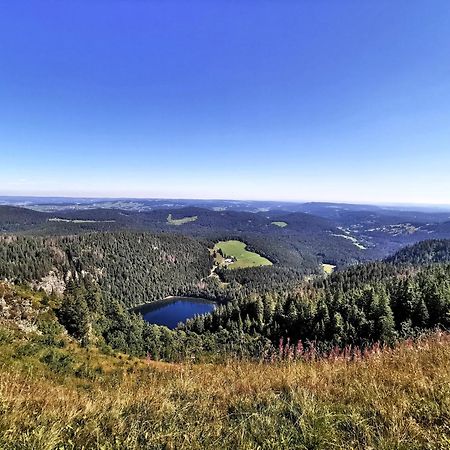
(386, 239, 450, 265)
(0, 233, 213, 305)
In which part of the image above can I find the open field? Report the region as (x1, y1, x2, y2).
(167, 213, 198, 225)
(214, 240, 272, 269)
(331, 233, 367, 250)
(322, 263, 336, 274)
(0, 332, 449, 449)
(48, 218, 116, 224)
(271, 221, 288, 228)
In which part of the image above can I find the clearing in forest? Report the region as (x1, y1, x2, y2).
(213, 240, 272, 269)
(167, 213, 198, 225)
(271, 221, 288, 228)
(322, 263, 336, 274)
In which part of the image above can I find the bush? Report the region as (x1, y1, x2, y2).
(98, 340, 114, 356)
(74, 363, 104, 381)
(0, 328, 13, 344)
(36, 319, 66, 347)
(14, 342, 41, 358)
(40, 349, 75, 374)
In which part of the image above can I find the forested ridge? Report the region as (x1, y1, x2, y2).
(386, 238, 450, 265)
(5, 203, 450, 273)
(0, 232, 213, 306)
(0, 205, 375, 269)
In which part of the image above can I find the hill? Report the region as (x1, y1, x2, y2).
(2, 231, 450, 360)
(387, 239, 450, 265)
(0, 286, 448, 450)
(1, 229, 450, 448)
(0, 205, 367, 269)
(0, 205, 49, 231)
(0, 232, 213, 307)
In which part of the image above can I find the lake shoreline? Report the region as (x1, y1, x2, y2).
(133, 296, 218, 329)
(132, 295, 220, 310)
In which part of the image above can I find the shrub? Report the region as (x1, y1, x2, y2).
(40, 349, 74, 374)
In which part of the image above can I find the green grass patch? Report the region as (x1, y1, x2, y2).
(322, 263, 336, 275)
(167, 213, 198, 226)
(214, 240, 272, 269)
(271, 221, 288, 228)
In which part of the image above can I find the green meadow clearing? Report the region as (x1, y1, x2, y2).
(166, 213, 198, 225)
(271, 221, 288, 228)
(322, 263, 336, 274)
(214, 240, 272, 269)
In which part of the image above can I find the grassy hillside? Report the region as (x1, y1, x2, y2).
(1, 253, 449, 449)
(214, 240, 273, 269)
(1, 326, 449, 449)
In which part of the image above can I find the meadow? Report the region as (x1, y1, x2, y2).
(271, 221, 288, 228)
(214, 240, 272, 269)
(167, 213, 198, 225)
(321, 263, 336, 274)
(0, 331, 449, 449)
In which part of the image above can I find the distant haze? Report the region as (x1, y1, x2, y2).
(1, 1, 450, 205)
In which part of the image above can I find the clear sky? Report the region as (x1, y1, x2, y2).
(1, 1, 450, 205)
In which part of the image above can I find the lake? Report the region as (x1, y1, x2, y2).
(135, 296, 217, 329)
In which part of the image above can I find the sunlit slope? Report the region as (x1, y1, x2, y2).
(0, 331, 448, 450)
(214, 240, 272, 269)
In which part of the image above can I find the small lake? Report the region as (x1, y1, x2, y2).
(134, 296, 217, 329)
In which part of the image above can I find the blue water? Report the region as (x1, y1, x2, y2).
(135, 297, 217, 329)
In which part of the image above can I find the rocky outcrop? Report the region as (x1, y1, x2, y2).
(0, 283, 42, 333)
(34, 270, 66, 295)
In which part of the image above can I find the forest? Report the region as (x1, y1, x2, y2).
(1, 226, 450, 361)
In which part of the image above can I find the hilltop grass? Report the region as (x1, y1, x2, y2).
(271, 221, 288, 228)
(214, 240, 272, 269)
(0, 332, 449, 449)
(167, 213, 198, 225)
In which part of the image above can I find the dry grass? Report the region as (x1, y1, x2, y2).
(1, 333, 450, 449)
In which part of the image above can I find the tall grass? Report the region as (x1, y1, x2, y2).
(1, 333, 449, 449)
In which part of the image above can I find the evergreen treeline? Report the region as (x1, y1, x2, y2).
(0, 232, 213, 306)
(54, 259, 450, 361)
(184, 261, 450, 352)
(51, 276, 269, 360)
(386, 239, 450, 265)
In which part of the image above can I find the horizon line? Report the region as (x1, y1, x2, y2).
(1, 193, 450, 210)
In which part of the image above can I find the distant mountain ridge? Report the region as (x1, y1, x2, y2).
(2, 203, 450, 271)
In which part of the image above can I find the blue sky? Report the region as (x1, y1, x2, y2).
(1, 1, 450, 205)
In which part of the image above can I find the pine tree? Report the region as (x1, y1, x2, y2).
(413, 298, 429, 328)
(58, 289, 90, 345)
